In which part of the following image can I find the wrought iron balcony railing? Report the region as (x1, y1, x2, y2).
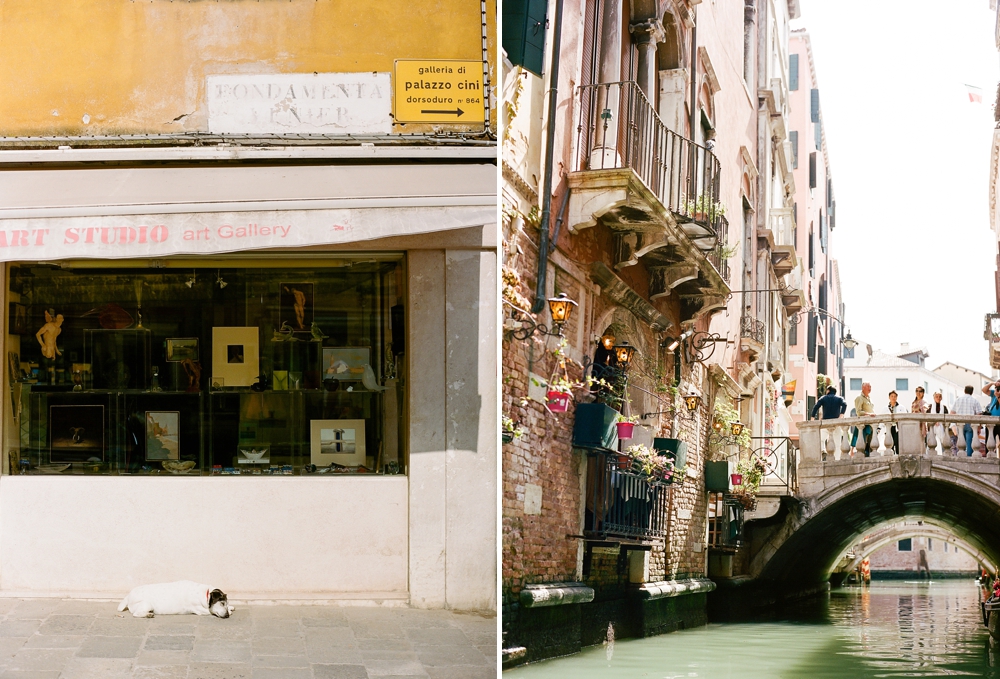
(573, 81, 724, 250)
(707, 492, 744, 550)
(705, 216, 731, 283)
(584, 450, 669, 541)
(740, 315, 766, 345)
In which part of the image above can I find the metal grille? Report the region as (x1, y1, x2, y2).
(573, 80, 723, 248)
(584, 450, 669, 540)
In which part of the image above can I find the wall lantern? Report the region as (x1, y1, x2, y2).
(684, 393, 702, 414)
(730, 421, 746, 438)
(503, 293, 579, 341)
(547, 293, 577, 328)
(843, 330, 858, 351)
(599, 332, 616, 351)
(614, 341, 637, 369)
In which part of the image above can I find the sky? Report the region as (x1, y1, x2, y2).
(794, 0, 1000, 375)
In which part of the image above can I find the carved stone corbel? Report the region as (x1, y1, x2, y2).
(649, 264, 698, 300)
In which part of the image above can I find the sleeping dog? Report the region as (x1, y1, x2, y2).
(118, 581, 233, 618)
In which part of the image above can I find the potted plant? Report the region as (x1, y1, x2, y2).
(685, 194, 726, 223)
(730, 473, 743, 486)
(626, 444, 677, 485)
(502, 416, 524, 444)
(545, 375, 575, 413)
(615, 413, 639, 440)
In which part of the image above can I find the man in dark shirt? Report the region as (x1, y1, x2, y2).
(811, 386, 847, 420)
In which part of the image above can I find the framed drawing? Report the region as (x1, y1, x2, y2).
(310, 419, 366, 466)
(8, 303, 28, 335)
(145, 411, 180, 461)
(165, 338, 199, 363)
(322, 347, 370, 381)
(211, 327, 259, 387)
(279, 282, 314, 332)
(50, 405, 105, 463)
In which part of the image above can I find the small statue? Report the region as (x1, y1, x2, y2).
(35, 309, 63, 360)
(272, 322, 298, 342)
(310, 322, 328, 342)
(181, 359, 201, 393)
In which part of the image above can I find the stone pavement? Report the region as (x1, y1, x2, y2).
(0, 598, 497, 679)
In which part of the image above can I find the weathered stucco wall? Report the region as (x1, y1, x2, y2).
(0, 0, 495, 135)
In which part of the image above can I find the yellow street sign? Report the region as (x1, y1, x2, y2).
(393, 59, 485, 125)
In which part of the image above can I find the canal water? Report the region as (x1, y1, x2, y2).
(506, 581, 1000, 678)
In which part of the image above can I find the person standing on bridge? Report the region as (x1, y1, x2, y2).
(810, 385, 846, 420)
(952, 386, 981, 456)
(980, 380, 1000, 450)
(886, 390, 904, 453)
(852, 382, 876, 456)
(928, 391, 955, 454)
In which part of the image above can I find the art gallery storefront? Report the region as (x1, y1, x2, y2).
(0, 157, 497, 610)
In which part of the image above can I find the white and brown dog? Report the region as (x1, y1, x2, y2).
(118, 581, 233, 618)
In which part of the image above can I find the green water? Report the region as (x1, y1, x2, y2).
(506, 581, 1000, 678)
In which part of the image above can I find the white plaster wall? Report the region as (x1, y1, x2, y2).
(0, 476, 408, 597)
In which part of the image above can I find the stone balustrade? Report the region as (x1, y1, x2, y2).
(798, 413, 1000, 463)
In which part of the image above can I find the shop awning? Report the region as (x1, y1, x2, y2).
(0, 163, 496, 261)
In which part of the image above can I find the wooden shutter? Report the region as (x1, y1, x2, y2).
(789, 54, 799, 91)
(814, 121, 821, 150)
(503, 0, 549, 77)
(807, 312, 817, 362)
(581, 0, 601, 86)
(817, 348, 827, 376)
(809, 152, 817, 188)
(810, 89, 820, 122)
(789, 130, 798, 168)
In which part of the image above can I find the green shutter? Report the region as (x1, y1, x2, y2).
(814, 121, 821, 150)
(809, 152, 817, 188)
(503, 0, 549, 77)
(810, 89, 820, 122)
(789, 54, 799, 90)
(789, 130, 798, 168)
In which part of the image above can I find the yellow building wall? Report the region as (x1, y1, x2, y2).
(0, 0, 495, 136)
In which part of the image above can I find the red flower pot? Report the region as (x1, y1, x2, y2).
(546, 390, 572, 413)
(731, 473, 743, 486)
(616, 454, 631, 470)
(616, 422, 635, 440)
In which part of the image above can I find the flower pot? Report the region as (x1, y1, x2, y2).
(653, 438, 688, 470)
(546, 390, 572, 413)
(730, 473, 743, 486)
(616, 454, 631, 470)
(616, 422, 635, 440)
(572, 402, 620, 450)
(502, 431, 514, 444)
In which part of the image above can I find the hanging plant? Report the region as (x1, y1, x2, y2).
(625, 444, 677, 485)
(502, 415, 525, 444)
(711, 400, 752, 450)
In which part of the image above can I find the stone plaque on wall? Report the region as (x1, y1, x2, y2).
(207, 73, 391, 135)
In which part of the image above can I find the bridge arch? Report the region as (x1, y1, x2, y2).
(835, 522, 995, 574)
(748, 472, 1000, 589)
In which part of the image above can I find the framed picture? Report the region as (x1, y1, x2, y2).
(212, 327, 259, 387)
(322, 347, 370, 381)
(165, 338, 199, 363)
(50, 405, 105, 463)
(279, 282, 314, 332)
(7, 352, 19, 386)
(8, 303, 28, 336)
(310, 419, 366, 466)
(238, 445, 270, 465)
(145, 411, 180, 461)
(8, 267, 23, 295)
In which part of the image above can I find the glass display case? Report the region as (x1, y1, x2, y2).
(5, 257, 406, 476)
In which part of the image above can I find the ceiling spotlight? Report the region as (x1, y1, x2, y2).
(216, 270, 227, 289)
(185, 272, 196, 289)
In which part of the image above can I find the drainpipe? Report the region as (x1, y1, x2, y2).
(532, 0, 566, 314)
(689, 6, 698, 142)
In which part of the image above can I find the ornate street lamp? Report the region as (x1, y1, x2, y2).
(503, 292, 579, 341)
(843, 330, 858, 351)
(730, 421, 745, 438)
(547, 293, 577, 328)
(614, 341, 637, 369)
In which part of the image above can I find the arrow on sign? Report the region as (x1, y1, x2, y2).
(420, 108, 465, 117)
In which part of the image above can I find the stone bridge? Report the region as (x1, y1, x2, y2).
(744, 413, 1000, 591)
(832, 521, 995, 575)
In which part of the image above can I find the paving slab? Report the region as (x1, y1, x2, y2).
(0, 599, 495, 678)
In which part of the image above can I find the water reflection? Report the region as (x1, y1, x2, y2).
(506, 581, 997, 678)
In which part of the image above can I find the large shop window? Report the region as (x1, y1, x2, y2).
(5, 257, 406, 477)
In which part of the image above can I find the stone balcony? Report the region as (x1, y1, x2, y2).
(568, 80, 730, 321)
